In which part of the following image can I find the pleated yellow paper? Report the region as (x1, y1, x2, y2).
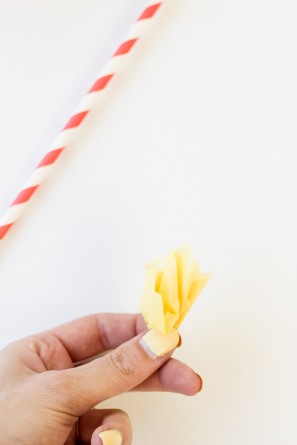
(141, 246, 210, 335)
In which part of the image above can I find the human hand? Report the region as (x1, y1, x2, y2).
(0, 313, 202, 445)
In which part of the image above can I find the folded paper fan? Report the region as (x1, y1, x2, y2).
(141, 246, 210, 335)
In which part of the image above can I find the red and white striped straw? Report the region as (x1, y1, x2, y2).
(0, 1, 165, 243)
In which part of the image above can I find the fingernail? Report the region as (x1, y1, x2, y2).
(177, 334, 182, 347)
(99, 429, 122, 445)
(196, 373, 203, 393)
(140, 328, 180, 358)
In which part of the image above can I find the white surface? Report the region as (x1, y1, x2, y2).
(0, 0, 297, 443)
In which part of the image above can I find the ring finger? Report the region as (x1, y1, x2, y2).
(78, 408, 132, 445)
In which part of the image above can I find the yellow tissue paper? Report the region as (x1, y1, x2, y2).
(141, 245, 210, 335)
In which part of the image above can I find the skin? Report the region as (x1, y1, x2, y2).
(0, 313, 202, 445)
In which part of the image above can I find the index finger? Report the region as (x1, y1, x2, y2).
(47, 313, 147, 363)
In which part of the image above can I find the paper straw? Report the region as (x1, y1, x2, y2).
(0, 1, 165, 243)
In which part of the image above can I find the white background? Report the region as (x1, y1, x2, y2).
(0, 0, 297, 443)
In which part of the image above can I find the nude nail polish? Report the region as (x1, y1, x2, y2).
(140, 328, 180, 358)
(196, 373, 203, 392)
(177, 333, 182, 347)
(99, 429, 122, 445)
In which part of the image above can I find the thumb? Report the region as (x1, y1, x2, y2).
(62, 328, 180, 414)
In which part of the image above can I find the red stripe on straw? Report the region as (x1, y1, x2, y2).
(89, 74, 114, 93)
(0, 1, 165, 244)
(12, 186, 39, 205)
(38, 148, 64, 167)
(64, 111, 89, 130)
(138, 3, 162, 20)
(114, 38, 138, 56)
(0, 224, 13, 240)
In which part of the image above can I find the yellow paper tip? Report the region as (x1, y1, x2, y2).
(141, 245, 210, 334)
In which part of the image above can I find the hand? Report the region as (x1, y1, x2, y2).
(0, 313, 202, 445)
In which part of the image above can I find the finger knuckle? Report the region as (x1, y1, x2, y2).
(108, 349, 136, 379)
